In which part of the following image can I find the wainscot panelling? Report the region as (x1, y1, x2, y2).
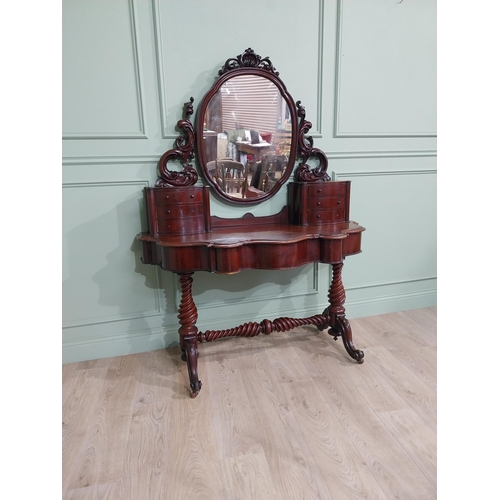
(333, 155, 437, 316)
(333, 0, 437, 137)
(62, 0, 436, 363)
(155, 0, 324, 138)
(62, 0, 147, 139)
(61, 173, 175, 363)
(62, 180, 157, 327)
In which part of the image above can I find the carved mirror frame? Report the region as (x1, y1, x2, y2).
(154, 48, 330, 201)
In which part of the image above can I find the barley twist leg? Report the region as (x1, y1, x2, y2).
(177, 273, 202, 397)
(327, 262, 364, 363)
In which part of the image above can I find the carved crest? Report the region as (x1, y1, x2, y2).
(218, 47, 279, 76)
(294, 101, 331, 182)
(156, 97, 198, 187)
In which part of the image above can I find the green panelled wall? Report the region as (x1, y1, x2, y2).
(62, 0, 437, 363)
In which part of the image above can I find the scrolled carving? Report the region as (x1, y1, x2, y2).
(156, 97, 198, 187)
(294, 101, 331, 183)
(218, 47, 279, 76)
(334, 315, 364, 363)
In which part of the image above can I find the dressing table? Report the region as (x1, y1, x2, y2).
(138, 48, 365, 397)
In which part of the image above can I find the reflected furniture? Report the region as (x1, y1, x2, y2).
(218, 159, 248, 196)
(235, 141, 272, 162)
(253, 152, 289, 192)
(138, 48, 366, 397)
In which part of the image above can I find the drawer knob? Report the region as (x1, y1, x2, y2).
(190, 194, 195, 198)
(317, 201, 321, 206)
(317, 189, 322, 193)
(316, 214, 321, 218)
(166, 210, 170, 214)
(337, 200, 341, 204)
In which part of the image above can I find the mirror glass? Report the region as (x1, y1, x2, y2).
(201, 75, 294, 202)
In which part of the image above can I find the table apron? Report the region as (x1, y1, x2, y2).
(145, 235, 361, 273)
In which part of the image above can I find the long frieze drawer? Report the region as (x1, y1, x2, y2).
(307, 208, 345, 223)
(156, 203, 205, 219)
(310, 197, 345, 210)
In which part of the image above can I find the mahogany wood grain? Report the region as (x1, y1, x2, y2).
(139, 221, 363, 273)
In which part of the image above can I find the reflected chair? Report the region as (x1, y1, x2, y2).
(206, 160, 223, 189)
(255, 153, 288, 192)
(217, 159, 248, 197)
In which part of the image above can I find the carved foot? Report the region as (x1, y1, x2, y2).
(190, 383, 202, 398)
(186, 342, 202, 397)
(329, 315, 364, 363)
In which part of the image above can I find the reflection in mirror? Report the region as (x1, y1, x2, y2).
(202, 75, 292, 200)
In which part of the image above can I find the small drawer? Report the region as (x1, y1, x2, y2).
(307, 208, 345, 223)
(154, 189, 204, 205)
(156, 203, 204, 220)
(144, 186, 211, 236)
(288, 181, 351, 226)
(308, 182, 346, 197)
(157, 216, 206, 235)
(311, 197, 345, 210)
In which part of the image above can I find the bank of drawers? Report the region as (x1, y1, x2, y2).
(144, 186, 211, 235)
(288, 181, 351, 225)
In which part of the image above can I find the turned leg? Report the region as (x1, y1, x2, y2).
(325, 262, 364, 363)
(177, 273, 202, 397)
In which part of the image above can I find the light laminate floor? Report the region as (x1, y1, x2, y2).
(62, 307, 437, 500)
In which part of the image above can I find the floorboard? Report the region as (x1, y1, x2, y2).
(62, 307, 437, 500)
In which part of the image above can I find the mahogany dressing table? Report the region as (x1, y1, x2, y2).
(138, 49, 365, 397)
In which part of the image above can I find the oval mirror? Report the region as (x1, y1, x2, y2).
(196, 50, 298, 204)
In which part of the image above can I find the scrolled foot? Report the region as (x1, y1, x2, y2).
(185, 342, 202, 397)
(351, 349, 365, 364)
(330, 315, 365, 364)
(189, 380, 202, 398)
(342, 338, 364, 363)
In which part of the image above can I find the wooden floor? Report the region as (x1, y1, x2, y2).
(62, 307, 437, 500)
